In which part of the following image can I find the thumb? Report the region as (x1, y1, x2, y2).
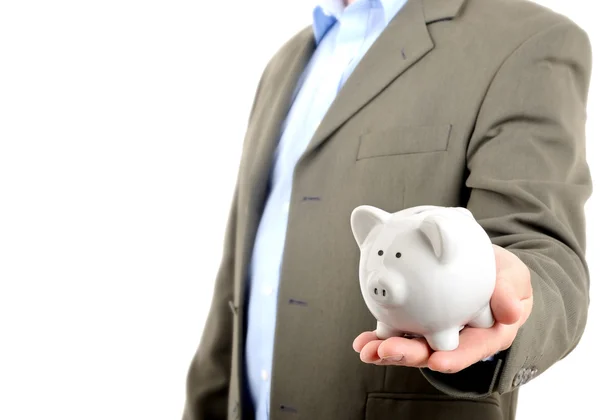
(490, 277, 522, 325)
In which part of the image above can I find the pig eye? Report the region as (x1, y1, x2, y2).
(396, 252, 402, 258)
(377, 250, 384, 256)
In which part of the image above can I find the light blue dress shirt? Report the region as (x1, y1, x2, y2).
(243, 1, 409, 418)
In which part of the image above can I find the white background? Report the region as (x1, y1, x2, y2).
(0, 1, 596, 419)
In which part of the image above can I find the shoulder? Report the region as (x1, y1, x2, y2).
(259, 25, 314, 83)
(459, 0, 589, 43)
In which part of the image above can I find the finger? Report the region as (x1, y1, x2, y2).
(519, 295, 534, 327)
(353, 331, 379, 352)
(493, 245, 533, 300)
(491, 276, 522, 325)
(428, 324, 516, 373)
(359, 339, 384, 363)
(376, 336, 432, 368)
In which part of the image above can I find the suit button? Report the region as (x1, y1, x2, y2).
(513, 369, 525, 387)
(525, 367, 538, 383)
(521, 368, 532, 384)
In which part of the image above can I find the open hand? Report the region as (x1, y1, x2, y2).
(352, 245, 533, 373)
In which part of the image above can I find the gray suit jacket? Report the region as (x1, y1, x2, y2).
(183, 0, 594, 419)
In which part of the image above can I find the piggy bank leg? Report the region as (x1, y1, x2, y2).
(375, 322, 401, 340)
(426, 329, 460, 351)
(468, 304, 495, 328)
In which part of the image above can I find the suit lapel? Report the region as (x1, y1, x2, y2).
(237, 27, 316, 304)
(300, 0, 465, 161)
(247, 28, 316, 199)
(422, 0, 466, 24)
(237, 0, 467, 302)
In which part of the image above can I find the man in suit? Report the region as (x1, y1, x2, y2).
(183, 0, 593, 418)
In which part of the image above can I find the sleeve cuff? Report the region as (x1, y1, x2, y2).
(419, 354, 506, 399)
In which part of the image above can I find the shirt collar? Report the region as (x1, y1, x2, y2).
(312, 0, 408, 44)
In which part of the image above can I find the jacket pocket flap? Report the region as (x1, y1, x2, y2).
(357, 124, 452, 160)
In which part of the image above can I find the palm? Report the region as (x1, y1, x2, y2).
(352, 245, 533, 373)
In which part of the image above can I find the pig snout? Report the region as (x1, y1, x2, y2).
(367, 272, 404, 306)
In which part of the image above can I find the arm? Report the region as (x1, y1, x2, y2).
(421, 19, 593, 397)
(182, 187, 239, 420)
(182, 64, 268, 418)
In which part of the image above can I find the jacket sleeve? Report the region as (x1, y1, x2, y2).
(182, 186, 239, 420)
(182, 66, 268, 418)
(420, 19, 593, 398)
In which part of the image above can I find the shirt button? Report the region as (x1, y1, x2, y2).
(261, 369, 269, 381)
(263, 286, 273, 296)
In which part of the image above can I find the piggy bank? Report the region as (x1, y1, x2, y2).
(350, 205, 496, 351)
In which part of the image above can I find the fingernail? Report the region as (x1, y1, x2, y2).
(381, 355, 405, 363)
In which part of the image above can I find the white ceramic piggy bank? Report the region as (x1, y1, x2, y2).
(350, 205, 496, 351)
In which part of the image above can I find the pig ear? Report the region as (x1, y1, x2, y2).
(350, 205, 390, 247)
(453, 207, 474, 218)
(419, 215, 456, 264)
